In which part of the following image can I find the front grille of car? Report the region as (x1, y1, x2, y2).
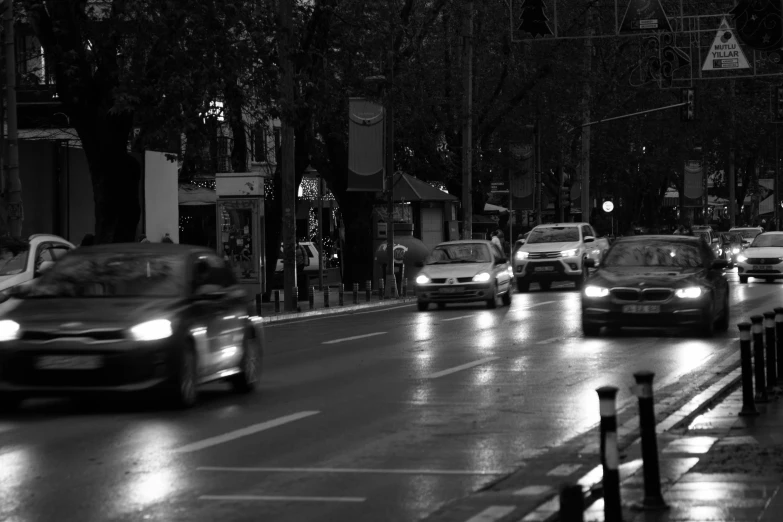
(610, 288, 640, 301)
(528, 251, 561, 259)
(747, 258, 782, 265)
(457, 277, 473, 283)
(428, 277, 476, 284)
(430, 278, 447, 284)
(641, 289, 672, 301)
(21, 330, 126, 342)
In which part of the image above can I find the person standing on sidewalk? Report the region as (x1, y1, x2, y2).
(295, 240, 310, 301)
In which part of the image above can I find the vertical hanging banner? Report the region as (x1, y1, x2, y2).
(347, 98, 384, 192)
(683, 160, 704, 207)
(510, 144, 535, 209)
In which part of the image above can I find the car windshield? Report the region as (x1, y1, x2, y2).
(733, 229, 762, 239)
(0, 238, 29, 276)
(426, 244, 491, 264)
(526, 227, 580, 243)
(603, 240, 704, 268)
(27, 252, 186, 298)
(750, 234, 783, 248)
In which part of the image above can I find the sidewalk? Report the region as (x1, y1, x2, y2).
(253, 287, 416, 323)
(583, 385, 783, 522)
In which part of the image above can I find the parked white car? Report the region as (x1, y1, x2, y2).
(0, 234, 75, 298)
(736, 231, 783, 283)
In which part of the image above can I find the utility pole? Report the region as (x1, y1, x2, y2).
(461, 0, 473, 239)
(4, 0, 21, 237)
(729, 80, 737, 228)
(580, 22, 593, 222)
(385, 0, 397, 296)
(317, 173, 323, 290)
(534, 115, 542, 225)
(279, 0, 296, 310)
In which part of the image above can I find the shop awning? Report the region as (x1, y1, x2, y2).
(179, 183, 217, 206)
(392, 172, 458, 202)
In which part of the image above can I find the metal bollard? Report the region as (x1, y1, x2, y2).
(559, 483, 584, 522)
(255, 293, 262, 315)
(365, 280, 371, 302)
(274, 290, 280, 314)
(338, 284, 344, 306)
(353, 283, 359, 305)
(738, 323, 759, 417)
(308, 286, 315, 310)
(751, 315, 768, 403)
(764, 312, 777, 391)
(324, 286, 330, 308)
(596, 386, 623, 522)
(776, 307, 783, 385)
(379, 278, 385, 300)
(633, 371, 667, 510)
(291, 286, 298, 311)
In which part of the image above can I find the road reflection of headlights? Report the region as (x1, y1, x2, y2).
(516, 251, 529, 260)
(130, 319, 172, 341)
(560, 249, 578, 257)
(584, 285, 609, 297)
(675, 287, 702, 298)
(416, 275, 431, 284)
(472, 272, 491, 282)
(0, 319, 20, 341)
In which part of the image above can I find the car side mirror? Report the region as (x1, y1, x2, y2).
(584, 236, 595, 243)
(415, 261, 424, 268)
(711, 259, 729, 270)
(584, 258, 596, 268)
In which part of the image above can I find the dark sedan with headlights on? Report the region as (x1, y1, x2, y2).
(0, 243, 264, 411)
(581, 235, 730, 337)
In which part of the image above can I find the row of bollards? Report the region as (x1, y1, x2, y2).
(262, 280, 414, 314)
(737, 310, 783, 416)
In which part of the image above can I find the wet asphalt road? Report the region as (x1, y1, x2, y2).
(1, 270, 781, 522)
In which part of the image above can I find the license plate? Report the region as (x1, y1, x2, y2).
(534, 266, 555, 272)
(754, 265, 774, 271)
(36, 355, 103, 370)
(623, 305, 660, 314)
(439, 287, 464, 293)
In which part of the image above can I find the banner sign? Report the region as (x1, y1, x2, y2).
(683, 160, 704, 207)
(347, 98, 384, 192)
(511, 144, 534, 210)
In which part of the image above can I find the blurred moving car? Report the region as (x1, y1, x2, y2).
(0, 234, 74, 299)
(729, 227, 763, 249)
(735, 231, 783, 284)
(415, 240, 513, 310)
(581, 235, 730, 337)
(720, 232, 744, 265)
(691, 228, 723, 259)
(0, 243, 263, 411)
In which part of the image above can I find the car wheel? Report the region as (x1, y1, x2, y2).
(715, 294, 730, 332)
(231, 335, 262, 394)
(487, 285, 498, 309)
(583, 321, 601, 337)
(437, 302, 447, 310)
(417, 301, 429, 311)
(170, 345, 198, 408)
(539, 281, 551, 291)
(575, 263, 588, 289)
(502, 288, 512, 306)
(739, 276, 748, 284)
(516, 279, 529, 292)
(0, 393, 22, 414)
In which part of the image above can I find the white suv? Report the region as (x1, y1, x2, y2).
(0, 234, 75, 298)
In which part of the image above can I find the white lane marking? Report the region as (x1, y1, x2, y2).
(535, 337, 560, 345)
(425, 357, 500, 379)
(466, 506, 516, 522)
(547, 463, 582, 476)
(514, 485, 553, 496)
(322, 332, 386, 345)
(198, 466, 507, 475)
(519, 300, 556, 309)
(442, 315, 476, 322)
(172, 411, 320, 453)
(265, 303, 416, 327)
(200, 495, 365, 503)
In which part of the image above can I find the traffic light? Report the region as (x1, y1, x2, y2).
(775, 86, 783, 121)
(681, 88, 695, 121)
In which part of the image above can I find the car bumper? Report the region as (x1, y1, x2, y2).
(417, 281, 495, 302)
(736, 262, 783, 278)
(0, 336, 180, 395)
(514, 257, 582, 280)
(582, 299, 707, 327)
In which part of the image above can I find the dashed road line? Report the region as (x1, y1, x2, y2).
(200, 495, 366, 503)
(535, 337, 560, 345)
(546, 463, 582, 476)
(424, 357, 500, 379)
(199, 466, 507, 476)
(172, 411, 320, 453)
(465, 506, 516, 522)
(442, 315, 477, 322)
(519, 300, 556, 309)
(514, 485, 553, 496)
(322, 332, 387, 344)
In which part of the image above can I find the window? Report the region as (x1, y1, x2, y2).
(273, 127, 281, 162)
(581, 225, 592, 239)
(251, 125, 267, 163)
(49, 245, 72, 261)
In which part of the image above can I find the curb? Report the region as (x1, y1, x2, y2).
(259, 297, 417, 324)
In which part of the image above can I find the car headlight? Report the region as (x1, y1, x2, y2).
(737, 255, 747, 263)
(516, 251, 529, 260)
(130, 319, 173, 341)
(0, 320, 20, 341)
(675, 287, 702, 299)
(416, 275, 431, 284)
(507, 266, 513, 275)
(560, 249, 578, 257)
(584, 286, 609, 298)
(732, 248, 740, 254)
(473, 272, 491, 282)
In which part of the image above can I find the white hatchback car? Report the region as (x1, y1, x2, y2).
(0, 234, 75, 297)
(736, 232, 783, 283)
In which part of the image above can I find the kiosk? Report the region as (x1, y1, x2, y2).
(215, 172, 267, 295)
